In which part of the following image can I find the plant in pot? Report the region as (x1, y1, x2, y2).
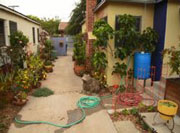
(0, 72, 15, 105)
(15, 69, 34, 91)
(26, 54, 44, 88)
(73, 34, 86, 76)
(162, 45, 180, 116)
(44, 60, 53, 73)
(12, 90, 28, 106)
(134, 27, 158, 80)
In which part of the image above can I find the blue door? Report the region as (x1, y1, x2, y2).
(51, 37, 67, 56)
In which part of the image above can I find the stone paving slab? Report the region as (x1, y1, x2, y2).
(114, 121, 140, 133)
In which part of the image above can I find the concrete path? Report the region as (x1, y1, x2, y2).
(8, 50, 117, 133)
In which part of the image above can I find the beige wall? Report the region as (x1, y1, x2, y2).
(0, 9, 41, 53)
(95, 2, 154, 86)
(163, 0, 180, 77)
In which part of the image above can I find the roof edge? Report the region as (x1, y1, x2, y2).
(94, 0, 164, 13)
(0, 4, 40, 25)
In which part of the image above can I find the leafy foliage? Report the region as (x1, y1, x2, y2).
(139, 27, 158, 53)
(15, 69, 34, 90)
(112, 62, 127, 78)
(26, 54, 44, 86)
(115, 14, 139, 57)
(65, 0, 86, 35)
(7, 31, 29, 68)
(93, 20, 114, 47)
(28, 15, 60, 35)
(32, 87, 54, 97)
(0, 72, 15, 92)
(92, 51, 108, 72)
(163, 45, 180, 77)
(73, 34, 86, 65)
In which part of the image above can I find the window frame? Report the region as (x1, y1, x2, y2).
(9, 21, 17, 35)
(0, 19, 6, 47)
(32, 27, 36, 44)
(114, 15, 142, 47)
(37, 28, 40, 42)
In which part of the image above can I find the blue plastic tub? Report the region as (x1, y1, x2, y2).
(134, 52, 151, 79)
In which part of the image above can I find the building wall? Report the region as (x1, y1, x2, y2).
(0, 9, 41, 53)
(95, 2, 154, 86)
(82, 22, 87, 33)
(163, 0, 180, 78)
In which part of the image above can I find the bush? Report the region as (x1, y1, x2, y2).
(7, 31, 29, 69)
(73, 34, 86, 65)
(32, 87, 54, 97)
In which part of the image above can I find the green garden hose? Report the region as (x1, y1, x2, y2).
(15, 96, 101, 128)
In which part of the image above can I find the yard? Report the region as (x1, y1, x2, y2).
(1, 0, 180, 133)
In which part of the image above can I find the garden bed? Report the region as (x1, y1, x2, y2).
(0, 104, 22, 133)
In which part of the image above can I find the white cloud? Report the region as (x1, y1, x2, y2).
(0, 0, 80, 21)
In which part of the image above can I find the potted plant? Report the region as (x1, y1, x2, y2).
(157, 100, 178, 121)
(44, 60, 53, 73)
(134, 27, 158, 79)
(0, 72, 15, 103)
(12, 91, 28, 106)
(163, 45, 180, 116)
(73, 34, 86, 76)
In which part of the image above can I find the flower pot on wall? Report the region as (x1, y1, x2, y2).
(134, 52, 151, 79)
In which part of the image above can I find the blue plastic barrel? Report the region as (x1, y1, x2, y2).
(134, 52, 151, 79)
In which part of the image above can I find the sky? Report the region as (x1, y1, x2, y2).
(0, 0, 80, 21)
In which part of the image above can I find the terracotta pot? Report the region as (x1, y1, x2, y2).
(74, 63, 85, 76)
(44, 65, 53, 73)
(12, 99, 28, 106)
(33, 82, 41, 89)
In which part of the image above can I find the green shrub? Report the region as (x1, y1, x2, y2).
(32, 87, 54, 97)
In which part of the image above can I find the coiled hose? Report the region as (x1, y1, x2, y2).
(15, 96, 101, 128)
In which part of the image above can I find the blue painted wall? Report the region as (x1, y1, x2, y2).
(152, 0, 168, 81)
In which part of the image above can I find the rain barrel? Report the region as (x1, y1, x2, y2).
(134, 52, 151, 79)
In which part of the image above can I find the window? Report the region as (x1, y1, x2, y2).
(115, 15, 142, 47)
(9, 21, 17, 35)
(0, 20, 5, 47)
(97, 0, 102, 5)
(101, 16, 108, 22)
(37, 28, 40, 42)
(32, 27, 35, 44)
(134, 16, 141, 32)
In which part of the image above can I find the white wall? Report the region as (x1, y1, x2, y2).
(0, 9, 41, 53)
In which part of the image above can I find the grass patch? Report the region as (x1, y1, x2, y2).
(32, 87, 54, 97)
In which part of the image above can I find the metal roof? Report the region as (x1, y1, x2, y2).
(0, 4, 40, 25)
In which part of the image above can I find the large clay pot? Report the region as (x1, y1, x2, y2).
(74, 62, 85, 76)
